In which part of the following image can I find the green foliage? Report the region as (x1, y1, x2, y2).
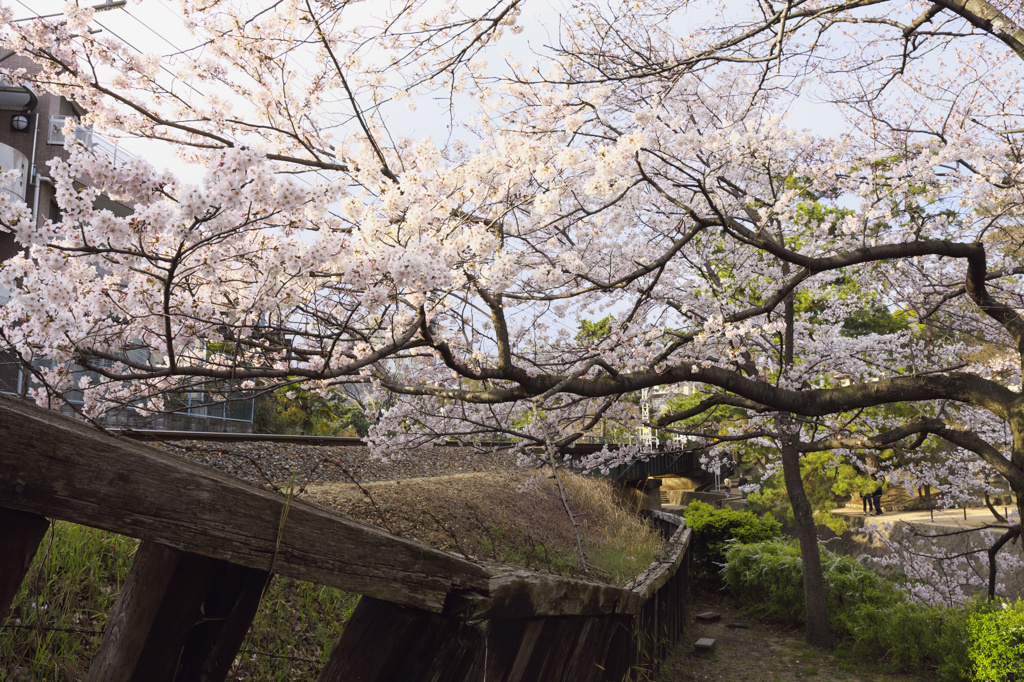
(2, 522, 359, 679)
(744, 450, 881, 527)
(968, 600, 1024, 682)
(841, 303, 911, 338)
(1, 522, 136, 678)
(254, 384, 368, 436)
(576, 315, 614, 343)
(722, 539, 975, 680)
(683, 500, 781, 588)
(841, 601, 974, 682)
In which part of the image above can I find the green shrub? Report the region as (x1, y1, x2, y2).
(812, 510, 848, 535)
(722, 539, 973, 681)
(841, 600, 973, 680)
(683, 499, 781, 589)
(969, 600, 1024, 682)
(722, 538, 805, 622)
(722, 538, 899, 627)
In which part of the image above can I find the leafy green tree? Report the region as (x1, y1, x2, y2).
(254, 386, 368, 437)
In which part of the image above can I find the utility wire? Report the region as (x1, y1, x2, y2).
(11, 0, 366, 221)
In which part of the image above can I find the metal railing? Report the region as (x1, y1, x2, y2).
(48, 116, 136, 167)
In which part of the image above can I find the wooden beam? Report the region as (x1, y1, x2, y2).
(86, 540, 271, 682)
(0, 395, 490, 612)
(0, 506, 49, 616)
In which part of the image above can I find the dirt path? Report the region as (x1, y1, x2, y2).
(658, 595, 926, 682)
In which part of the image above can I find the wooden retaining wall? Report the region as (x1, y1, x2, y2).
(0, 395, 691, 681)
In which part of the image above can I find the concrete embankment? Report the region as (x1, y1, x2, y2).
(826, 506, 1024, 599)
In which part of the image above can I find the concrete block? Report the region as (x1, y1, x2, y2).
(694, 637, 716, 653)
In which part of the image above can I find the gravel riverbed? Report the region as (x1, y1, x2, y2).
(158, 439, 522, 488)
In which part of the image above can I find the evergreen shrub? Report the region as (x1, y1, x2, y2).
(683, 499, 780, 589)
(968, 600, 1024, 682)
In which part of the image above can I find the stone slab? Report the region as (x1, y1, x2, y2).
(694, 637, 716, 652)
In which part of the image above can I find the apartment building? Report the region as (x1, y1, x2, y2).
(0, 55, 253, 432)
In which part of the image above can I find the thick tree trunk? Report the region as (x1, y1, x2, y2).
(775, 283, 833, 648)
(778, 429, 834, 649)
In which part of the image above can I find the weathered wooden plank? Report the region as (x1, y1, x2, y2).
(175, 562, 270, 682)
(480, 618, 528, 682)
(0, 507, 49, 616)
(514, 617, 580, 682)
(504, 618, 546, 682)
(560, 617, 600, 682)
(447, 567, 642, 621)
(564, 616, 622, 682)
(600, 615, 636, 681)
(410, 617, 485, 682)
(0, 394, 490, 612)
(85, 541, 215, 682)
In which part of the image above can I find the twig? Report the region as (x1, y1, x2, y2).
(421, 508, 472, 559)
(266, 474, 297, 580)
(1, 623, 99, 635)
(337, 466, 396, 534)
(234, 648, 320, 664)
(534, 403, 590, 574)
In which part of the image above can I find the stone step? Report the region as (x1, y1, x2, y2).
(694, 637, 716, 653)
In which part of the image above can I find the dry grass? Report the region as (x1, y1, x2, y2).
(562, 473, 667, 584)
(303, 468, 665, 585)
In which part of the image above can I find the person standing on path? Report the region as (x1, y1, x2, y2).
(723, 476, 732, 498)
(737, 473, 748, 499)
(871, 478, 884, 515)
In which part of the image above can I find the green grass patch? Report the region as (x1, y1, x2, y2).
(2, 522, 135, 680)
(232, 576, 358, 678)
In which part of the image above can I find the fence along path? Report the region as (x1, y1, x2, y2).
(0, 394, 691, 681)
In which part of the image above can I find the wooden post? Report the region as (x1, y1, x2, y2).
(0, 506, 49, 616)
(174, 561, 270, 682)
(85, 541, 267, 682)
(317, 596, 485, 682)
(86, 541, 216, 682)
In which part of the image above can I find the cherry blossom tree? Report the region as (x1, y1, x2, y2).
(3, 0, 1024, 647)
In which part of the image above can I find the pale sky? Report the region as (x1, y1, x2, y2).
(7, 0, 847, 182)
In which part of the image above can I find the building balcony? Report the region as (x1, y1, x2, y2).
(47, 116, 136, 168)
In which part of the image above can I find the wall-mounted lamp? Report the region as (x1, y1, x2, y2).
(10, 114, 29, 132)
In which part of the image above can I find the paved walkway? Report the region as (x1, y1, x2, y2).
(662, 497, 1016, 531)
(832, 504, 1014, 530)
